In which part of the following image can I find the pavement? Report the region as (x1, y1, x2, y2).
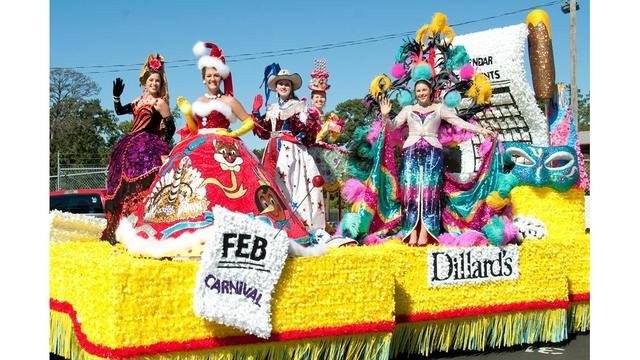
(394, 332, 589, 359)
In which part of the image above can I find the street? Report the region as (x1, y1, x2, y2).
(394, 332, 589, 359)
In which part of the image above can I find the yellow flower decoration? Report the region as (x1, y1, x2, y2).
(465, 73, 493, 105)
(430, 12, 448, 33)
(486, 191, 510, 210)
(415, 12, 455, 45)
(526, 9, 552, 39)
(369, 74, 392, 100)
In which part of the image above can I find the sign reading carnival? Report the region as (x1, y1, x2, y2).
(194, 206, 290, 339)
(427, 245, 519, 288)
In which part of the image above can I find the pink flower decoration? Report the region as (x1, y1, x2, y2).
(459, 64, 475, 80)
(149, 58, 162, 71)
(390, 63, 407, 79)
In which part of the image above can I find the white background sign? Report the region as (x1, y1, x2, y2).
(194, 206, 290, 338)
(427, 245, 519, 287)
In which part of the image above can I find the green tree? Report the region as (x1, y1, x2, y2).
(50, 69, 122, 171)
(577, 91, 590, 131)
(252, 148, 265, 159)
(331, 98, 400, 145)
(332, 99, 369, 145)
(535, 85, 590, 131)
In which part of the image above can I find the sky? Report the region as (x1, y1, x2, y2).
(50, 0, 590, 150)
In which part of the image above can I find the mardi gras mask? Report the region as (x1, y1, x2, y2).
(503, 142, 578, 192)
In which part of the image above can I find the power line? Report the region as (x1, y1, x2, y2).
(52, 1, 562, 74)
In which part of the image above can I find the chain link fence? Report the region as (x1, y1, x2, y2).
(49, 167, 107, 191)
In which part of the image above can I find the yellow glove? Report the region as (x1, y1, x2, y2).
(315, 121, 330, 143)
(177, 96, 198, 132)
(228, 116, 255, 138)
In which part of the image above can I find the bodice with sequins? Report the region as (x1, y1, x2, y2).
(191, 99, 236, 130)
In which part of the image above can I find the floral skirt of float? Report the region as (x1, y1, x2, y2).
(115, 132, 311, 258)
(396, 139, 444, 241)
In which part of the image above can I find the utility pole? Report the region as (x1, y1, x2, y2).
(57, 151, 61, 190)
(569, 0, 578, 119)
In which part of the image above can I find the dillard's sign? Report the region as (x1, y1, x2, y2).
(427, 245, 519, 287)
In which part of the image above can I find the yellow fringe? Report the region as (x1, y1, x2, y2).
(568, 302, 590, 333)
(390, 309, 567, 358)
(50, 311, 103, 360)
(51, 310, 392, 360)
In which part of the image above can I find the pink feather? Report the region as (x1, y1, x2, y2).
(502, 217, 519, 244)
(366, 120, 383, 144)
(438, 122, 474, 146)
(459, 64, 475, 80)
(438, 231, 488, 247)
(341, 179, 366, 203)
(391, 63, 407, 79)
(363, 233, 384, 245)
(438, 233, 458, 246)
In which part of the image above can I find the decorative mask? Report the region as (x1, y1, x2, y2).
(503, 142, 578, 192)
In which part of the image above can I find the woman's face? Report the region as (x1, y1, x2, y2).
(311, 92, 326, 111)
(203, 67, 223, 94)
(276, 80, 292, 99)
(414, 82, 432, 105)
(145, 73, 162, 96)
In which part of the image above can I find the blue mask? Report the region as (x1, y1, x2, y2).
(503, 142, 579, 192)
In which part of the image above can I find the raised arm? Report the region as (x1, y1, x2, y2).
(176, 96, 198, 133)
(439, 104, 495, 137)
(112, 78, 132, 115)
(380, 98, 409, 129)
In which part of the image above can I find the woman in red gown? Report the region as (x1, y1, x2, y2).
(116, 42, 313, 259)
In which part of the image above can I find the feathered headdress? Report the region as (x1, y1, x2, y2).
(259, 63, 281, 104)
(367, 12, 493, 120)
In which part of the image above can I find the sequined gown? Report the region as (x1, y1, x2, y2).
(101, 98, 170, 243)
(116, 98, 311, 258)
(254, 99, 326, 231)
(387, 104, 451, 240)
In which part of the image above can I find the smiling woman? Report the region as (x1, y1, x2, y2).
(112, 41, 315, 259)
(100, 53, 176, 244)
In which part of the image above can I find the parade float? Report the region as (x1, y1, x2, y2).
(50, 10, 589, 360)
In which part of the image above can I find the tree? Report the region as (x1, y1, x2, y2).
(50, 69, 121, 171)
(252, 148, 265, 160)
(535, 84, 590, 131)
(332, 99, 370, 145)
(331, 98, 400, 145)
(577, 91, 589, 131)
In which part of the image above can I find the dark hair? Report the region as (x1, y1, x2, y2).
(414, 79, 433, 89)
